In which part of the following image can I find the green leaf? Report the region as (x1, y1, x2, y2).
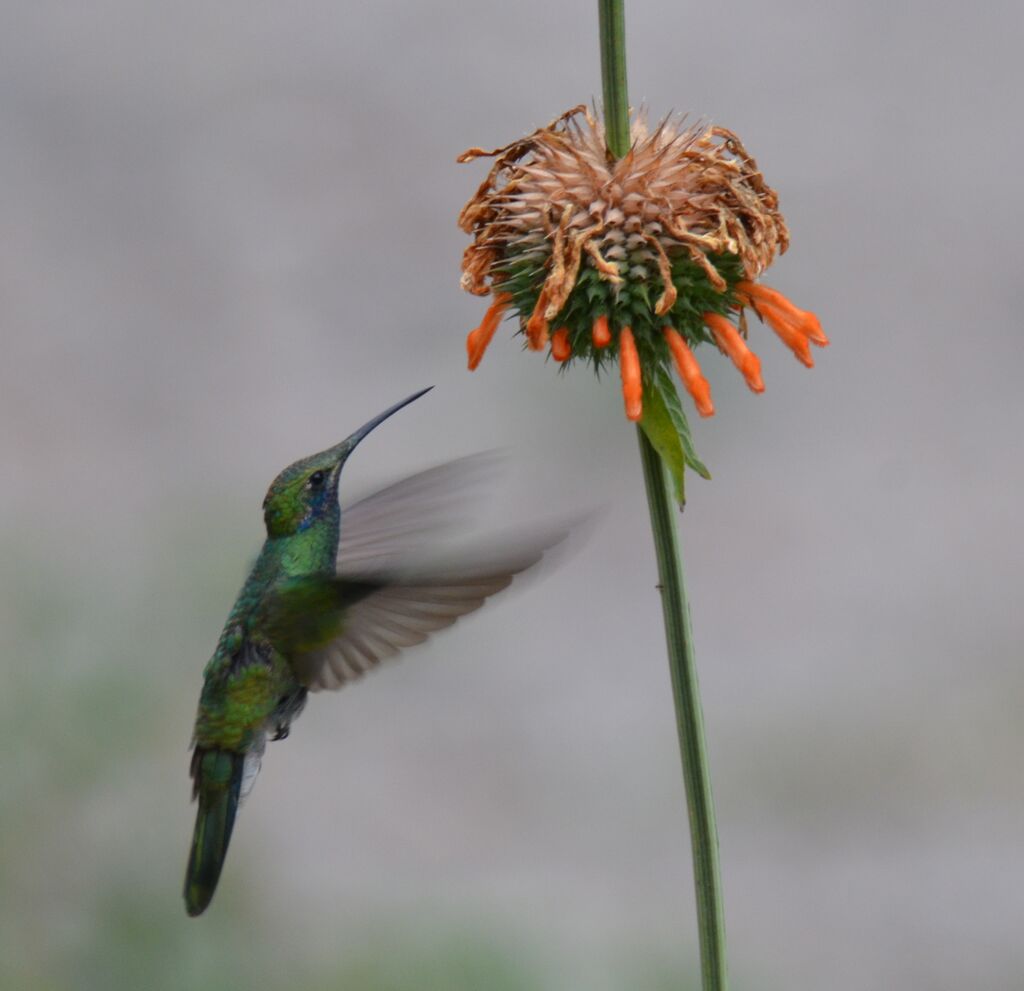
(657, 365, 711, 480)
(639, 366, 711, 506)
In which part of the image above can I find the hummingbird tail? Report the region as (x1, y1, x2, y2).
(184, 748, 244, 917)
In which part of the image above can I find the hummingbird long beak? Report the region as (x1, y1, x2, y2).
(328, 386, 433, 466)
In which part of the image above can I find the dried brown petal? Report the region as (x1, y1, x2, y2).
(458, 107, 789, 309)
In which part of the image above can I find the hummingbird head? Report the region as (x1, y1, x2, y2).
(261, 387, 432, 539)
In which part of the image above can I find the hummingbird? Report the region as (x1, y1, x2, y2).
(184, 387, 560, 916)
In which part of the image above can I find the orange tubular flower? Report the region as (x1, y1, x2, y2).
(737, 280, 829, 347)
(703, 313, 764, 393)
(551, 327, 572, 362)
(618, 327, 643, 421)
(466, 292, 513, 370)
(758, 304, 815, 367)
(664, 328, 714, 417)
(592, 315, 612, 349)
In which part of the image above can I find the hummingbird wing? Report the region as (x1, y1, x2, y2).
(290, 526, 568, 691)
(336, 453, 499, 571)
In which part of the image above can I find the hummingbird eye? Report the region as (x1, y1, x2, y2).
(307, 470, 326, 489)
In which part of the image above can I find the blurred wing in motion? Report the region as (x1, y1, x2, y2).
(336, 452, 499, 572)
(294, 525, 569, 691)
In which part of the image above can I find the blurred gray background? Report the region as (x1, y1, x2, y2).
(2, 2, 1022, 989)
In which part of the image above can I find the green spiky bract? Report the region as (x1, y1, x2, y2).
(496, 249, 743, 501)
(498, 250, 744, 373)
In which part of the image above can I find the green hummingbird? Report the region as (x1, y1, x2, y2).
(185, 387, 558, 916)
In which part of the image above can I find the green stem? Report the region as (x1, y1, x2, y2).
(598, 0, 630, 158)
(637, 429, 729, 991)
(597, 3, 730, 988)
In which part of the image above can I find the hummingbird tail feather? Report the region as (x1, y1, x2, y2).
(184, 748, 244, 917)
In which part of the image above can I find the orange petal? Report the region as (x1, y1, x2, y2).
(704, 312, 764, 393)
(664, 327, 714, 417)
(802, 312, 828, 347)
(592, 315, 612, 349)
(525, 290, 550, 351)
(737, 281, 829, 346)
(755, 301, 815, 367)
(618, 326, 643, 421)
(551, 327, 572, 362)
(466, 292, 513, 371)
(757, 297, 829, 349)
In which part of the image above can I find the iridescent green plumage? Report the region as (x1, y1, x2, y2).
(184, 389, 562, 916)
(185, 389, 427, 916)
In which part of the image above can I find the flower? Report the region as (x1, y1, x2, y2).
(457, 106, 826, 429)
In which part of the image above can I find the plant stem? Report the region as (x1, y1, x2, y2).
(636, 430, 729, 991)
(597, 3, 730, 988)
(598, 0, 630, 157)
